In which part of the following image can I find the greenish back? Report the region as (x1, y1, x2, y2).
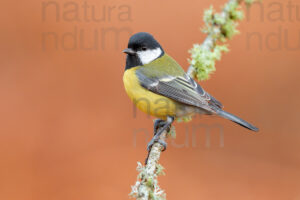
(137, 54, 185, 78)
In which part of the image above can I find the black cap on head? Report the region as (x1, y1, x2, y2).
(127, 32, 163, 51)
(124, 32, 164, 70)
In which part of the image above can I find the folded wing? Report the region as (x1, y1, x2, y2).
(136, 69, 223, 113)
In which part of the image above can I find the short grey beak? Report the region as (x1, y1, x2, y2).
(123, 48, 136, 55)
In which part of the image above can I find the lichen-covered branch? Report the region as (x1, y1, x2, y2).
(130, 0, 259, 199)
(130, 129, 168, 200)
(188, 0, 258, 80)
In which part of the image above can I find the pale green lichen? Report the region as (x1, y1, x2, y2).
(189, 0, 258, 81)
(130, 162, 166, 200)
(189, 44, 228, 81)
(146, 177, 154, 187)
(155, 164, 165, 176)
(176, 115, 193, 124)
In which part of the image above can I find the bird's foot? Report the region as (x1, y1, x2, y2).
(145, 117, 174, 164)
(148, 118, 171, 152)
(153, 119, 171, 134)
(147, 137, 167, 152)
(145, 138, 167, 165)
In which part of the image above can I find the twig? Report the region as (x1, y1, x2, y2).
(130, 128, 168, 200)
(187, 0, 243, 78)
(187, 0, 262, 81)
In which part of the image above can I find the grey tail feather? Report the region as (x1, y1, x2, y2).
(216, 110, 259, 132)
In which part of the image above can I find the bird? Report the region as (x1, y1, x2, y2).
(123, 32, 258, 152)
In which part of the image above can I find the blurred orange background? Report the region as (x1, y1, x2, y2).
(1, 0, 300, 199)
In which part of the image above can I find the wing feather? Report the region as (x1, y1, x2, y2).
(136, 69, 223, 112)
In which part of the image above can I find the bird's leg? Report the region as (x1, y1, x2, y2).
(153, 119, 165, 133)
(145, 118, 165, 164)
(148, 117, 173, 151)
(145, 116, 174, 164)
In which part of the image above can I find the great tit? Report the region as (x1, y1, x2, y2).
(123, 32, 258, 151)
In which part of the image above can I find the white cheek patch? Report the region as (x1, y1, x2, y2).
(137, 48, 162, 65)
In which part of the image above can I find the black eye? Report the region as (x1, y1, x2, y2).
(141, 47, 147, 51)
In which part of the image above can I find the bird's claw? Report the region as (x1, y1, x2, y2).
(147, 138, 167, 152)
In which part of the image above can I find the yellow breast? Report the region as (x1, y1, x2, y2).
(123, 67, 177, 119)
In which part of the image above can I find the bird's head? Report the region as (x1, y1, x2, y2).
(123, 32, 164, 70)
